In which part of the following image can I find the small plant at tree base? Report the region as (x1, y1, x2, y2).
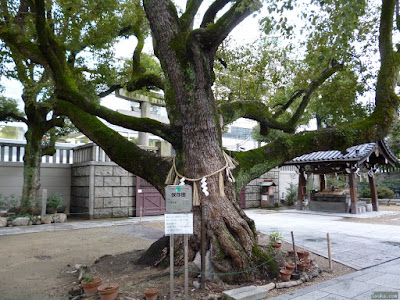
(269, 231, 283, 243)
(47, 193, 63, 212)
(82, 275, 93, 283)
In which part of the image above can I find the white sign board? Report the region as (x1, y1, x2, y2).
(165, 185, 192, 213)
(165, 213, 193, 235)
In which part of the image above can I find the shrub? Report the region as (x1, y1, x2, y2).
(47, 193, 63, 212)
(285, 183, 297, 206)
(376, 186, 395, 199)
(0, 194, 20, 212)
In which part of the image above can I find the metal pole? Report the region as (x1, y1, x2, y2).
(201, 205, 206, 288)
(170, 234, 174, 300)
(327, 233, 332, 270)
(291, 231, 298, 272)
(184, 234, 189, 299)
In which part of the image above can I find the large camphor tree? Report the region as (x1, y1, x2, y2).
(1, 0, 400, 282)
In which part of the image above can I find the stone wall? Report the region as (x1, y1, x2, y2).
(71, 162, 136, 219)
(244, 169, 279, 208)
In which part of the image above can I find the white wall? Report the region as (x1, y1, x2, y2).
(0, 162, 71, 209)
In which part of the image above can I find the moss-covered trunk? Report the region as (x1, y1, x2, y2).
(20, 126, 43, 214)
(141, 0, 275, 282)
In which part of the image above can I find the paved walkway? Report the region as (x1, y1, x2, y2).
(246, 209, 400, 270)
(244, 209, 400, 299)
(271, 258, 400, 299)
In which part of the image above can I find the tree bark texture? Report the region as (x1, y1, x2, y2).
(142, 0, 274, 282)
(20, 126, 43, 214)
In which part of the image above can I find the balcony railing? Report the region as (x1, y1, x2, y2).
(0, 139, 75, 164)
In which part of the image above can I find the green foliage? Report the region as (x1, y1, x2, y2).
(359, 183, 396, 199)
(82, 275, 95, 283)
(268, 231, 283, 243)
(0, 194, 20, 211)
(326, 174, 347, 190)
(252, 245, 279, 278)
(357, 181, 370, 198)
(47, 194, 63, 211)
(379, 178, 400, 193)
(386, 118, 400, 158)
(0, 97, 24, 122)
(285, 183, 297, 206)
(377, 186, 395, 199)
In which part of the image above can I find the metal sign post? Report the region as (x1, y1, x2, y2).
(184, 234, 189, 298)
(165, 185, 193, 300)
(170, 234, 174, 300)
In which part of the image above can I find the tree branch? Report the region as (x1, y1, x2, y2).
(0, 23, 48, 67)
(180, 0, 203, 29)
(0, 112, 27, 123)
(278, 63, 344, 129)
(273, 89, 305, 117)
(98, 73, 165, 98)
(200, 0, 230, 28)
(56, 100, 173, 191)
(45, 116, 65, 132)
(201, 0, 262, 50)
(55, 88, 181, 147)
(219, 64, 344, 134)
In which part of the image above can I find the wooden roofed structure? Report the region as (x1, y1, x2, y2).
(284, 140, 399, 214)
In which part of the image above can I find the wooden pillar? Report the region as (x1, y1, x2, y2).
(319, 174, 326, 191)
(348, 171, 358, 214)
(297, 170, 306, 210)
(368, 175, 379, 212)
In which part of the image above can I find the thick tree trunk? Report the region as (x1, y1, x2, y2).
(141, 0, 276, 282)
(20, 127, 43, 214)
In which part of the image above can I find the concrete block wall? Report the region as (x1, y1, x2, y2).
(71, 162, 136, 219)
(244, 169, 279, 208)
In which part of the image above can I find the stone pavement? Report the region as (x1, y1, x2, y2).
(271, 258, 400, 299)
(246, 209, 400, 270)
(0, 215, 165, 236)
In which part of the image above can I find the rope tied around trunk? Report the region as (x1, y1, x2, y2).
(165, 152, 239, 206)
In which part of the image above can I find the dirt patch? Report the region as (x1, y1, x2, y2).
(0, 215, 361, 300)
(64, 232, 355, 300)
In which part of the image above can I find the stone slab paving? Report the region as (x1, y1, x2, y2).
(270, 258, 400, 299)
(246, 209, 400, 270)
(222, 286, 268, 300)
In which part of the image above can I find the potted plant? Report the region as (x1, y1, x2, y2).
(144, 287, 159, 300)
(97, 283, 119, 300)
(81, 275, 102, 296)
(297, 259, 308, 272)
(269, 231, 283, 253)
(284, 261, 295, 272)
(279, 268, 292, 281)
(297, 250, 310, 260)
(46, 193, 63, 214)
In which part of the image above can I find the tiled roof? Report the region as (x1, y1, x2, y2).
(287, 142, 378, 164)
